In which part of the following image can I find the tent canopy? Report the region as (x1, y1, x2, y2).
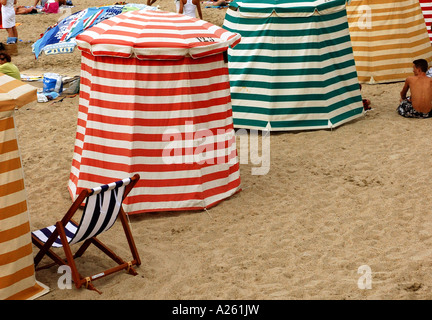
(76, 9, 241, 60)
(229, 0, 348, 16)
(223, 0, 363, 131)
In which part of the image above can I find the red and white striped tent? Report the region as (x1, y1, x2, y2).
(0, 74, 49, 300)
(420, 0, 432, 44)
(68, 9, 242, 214)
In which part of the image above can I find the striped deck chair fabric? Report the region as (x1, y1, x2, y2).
(31, 174, 141, 294)
(32, 178, 129, 248)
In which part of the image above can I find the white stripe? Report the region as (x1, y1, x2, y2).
(224, 13, 348, 32)
(103, 187, 124, 233)
(80, 87, 230, 105)
(82, 191, 111, 240)
(0, 126, 17, 142)
(85, 104, 232, 122)
(69, 196, 97, 245)
(78, 142, 236, 166)
(228, 69, 356, 85)
(81, 74, 230, 91)
(76, 129, 235, 150)
(83, 117, 233, 135)
(80, 55, 226, 73)
(0, 233, 30, 256)
(0, 190, 27, 214)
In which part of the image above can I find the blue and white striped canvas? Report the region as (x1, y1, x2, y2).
(32, 178, 131, 247)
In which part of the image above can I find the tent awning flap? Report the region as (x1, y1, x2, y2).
(76, 9, 241, 60)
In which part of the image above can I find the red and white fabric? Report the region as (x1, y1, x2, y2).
(76, 9, 241, 59)
(68, 9, 241, 214)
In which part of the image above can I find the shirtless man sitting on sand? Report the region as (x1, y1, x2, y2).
(397, 59, 432, 118)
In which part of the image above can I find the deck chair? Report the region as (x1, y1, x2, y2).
(31, 174, 141, 294)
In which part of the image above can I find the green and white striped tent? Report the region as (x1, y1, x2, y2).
(223, 0, 364, 131)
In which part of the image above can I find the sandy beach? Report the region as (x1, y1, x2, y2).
(9, 0, 432, 300)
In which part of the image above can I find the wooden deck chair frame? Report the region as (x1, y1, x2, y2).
(31, 174, 141, 294)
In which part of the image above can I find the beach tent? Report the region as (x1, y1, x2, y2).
(0, 74, 49, 300)
(347, 0, 432, 83)
(68, 9, 242, 214)
(222, 0, 364, 131)
(420, 0, 432, 44)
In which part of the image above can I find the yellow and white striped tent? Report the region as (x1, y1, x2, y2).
(0, 74, 49, 300)
(347, 0, 432, 83)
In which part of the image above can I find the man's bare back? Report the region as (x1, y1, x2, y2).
(403, 75, 432, 113)
(397, 59, 432, 118)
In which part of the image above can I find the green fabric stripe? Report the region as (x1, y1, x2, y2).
(230, 77, 351, 89)
(233, 118, 268, 128)
(224, 7, 346, 26)
(232, 92, 362, 115)
(229, 0, 347, 15)
(226, 22, 346, 38)
(229, 34, 352, 51)
(224, 17, 348, 38)
(231, 92, 323, 103)
(325, 83, 362, 102)
(231, 88, 363, 105)
(331, 107, 364, 125)
(233, 107, 363, 130)
(228, 47, 354, 64)
(229, 64, 357, 80)
(270, 119, 329, 128)
(230, 73, 359, 90)
(233, 117, 329, 129)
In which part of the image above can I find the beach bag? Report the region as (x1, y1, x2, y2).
(43, 73, 63, 93)
(63, 76, 80, 94)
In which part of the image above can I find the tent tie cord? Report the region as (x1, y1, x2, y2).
(204, 208, 213, 219)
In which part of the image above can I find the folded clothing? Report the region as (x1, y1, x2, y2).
(37, 91, 59, 102)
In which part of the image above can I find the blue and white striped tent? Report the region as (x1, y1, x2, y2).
(223, 0, 364, 131)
